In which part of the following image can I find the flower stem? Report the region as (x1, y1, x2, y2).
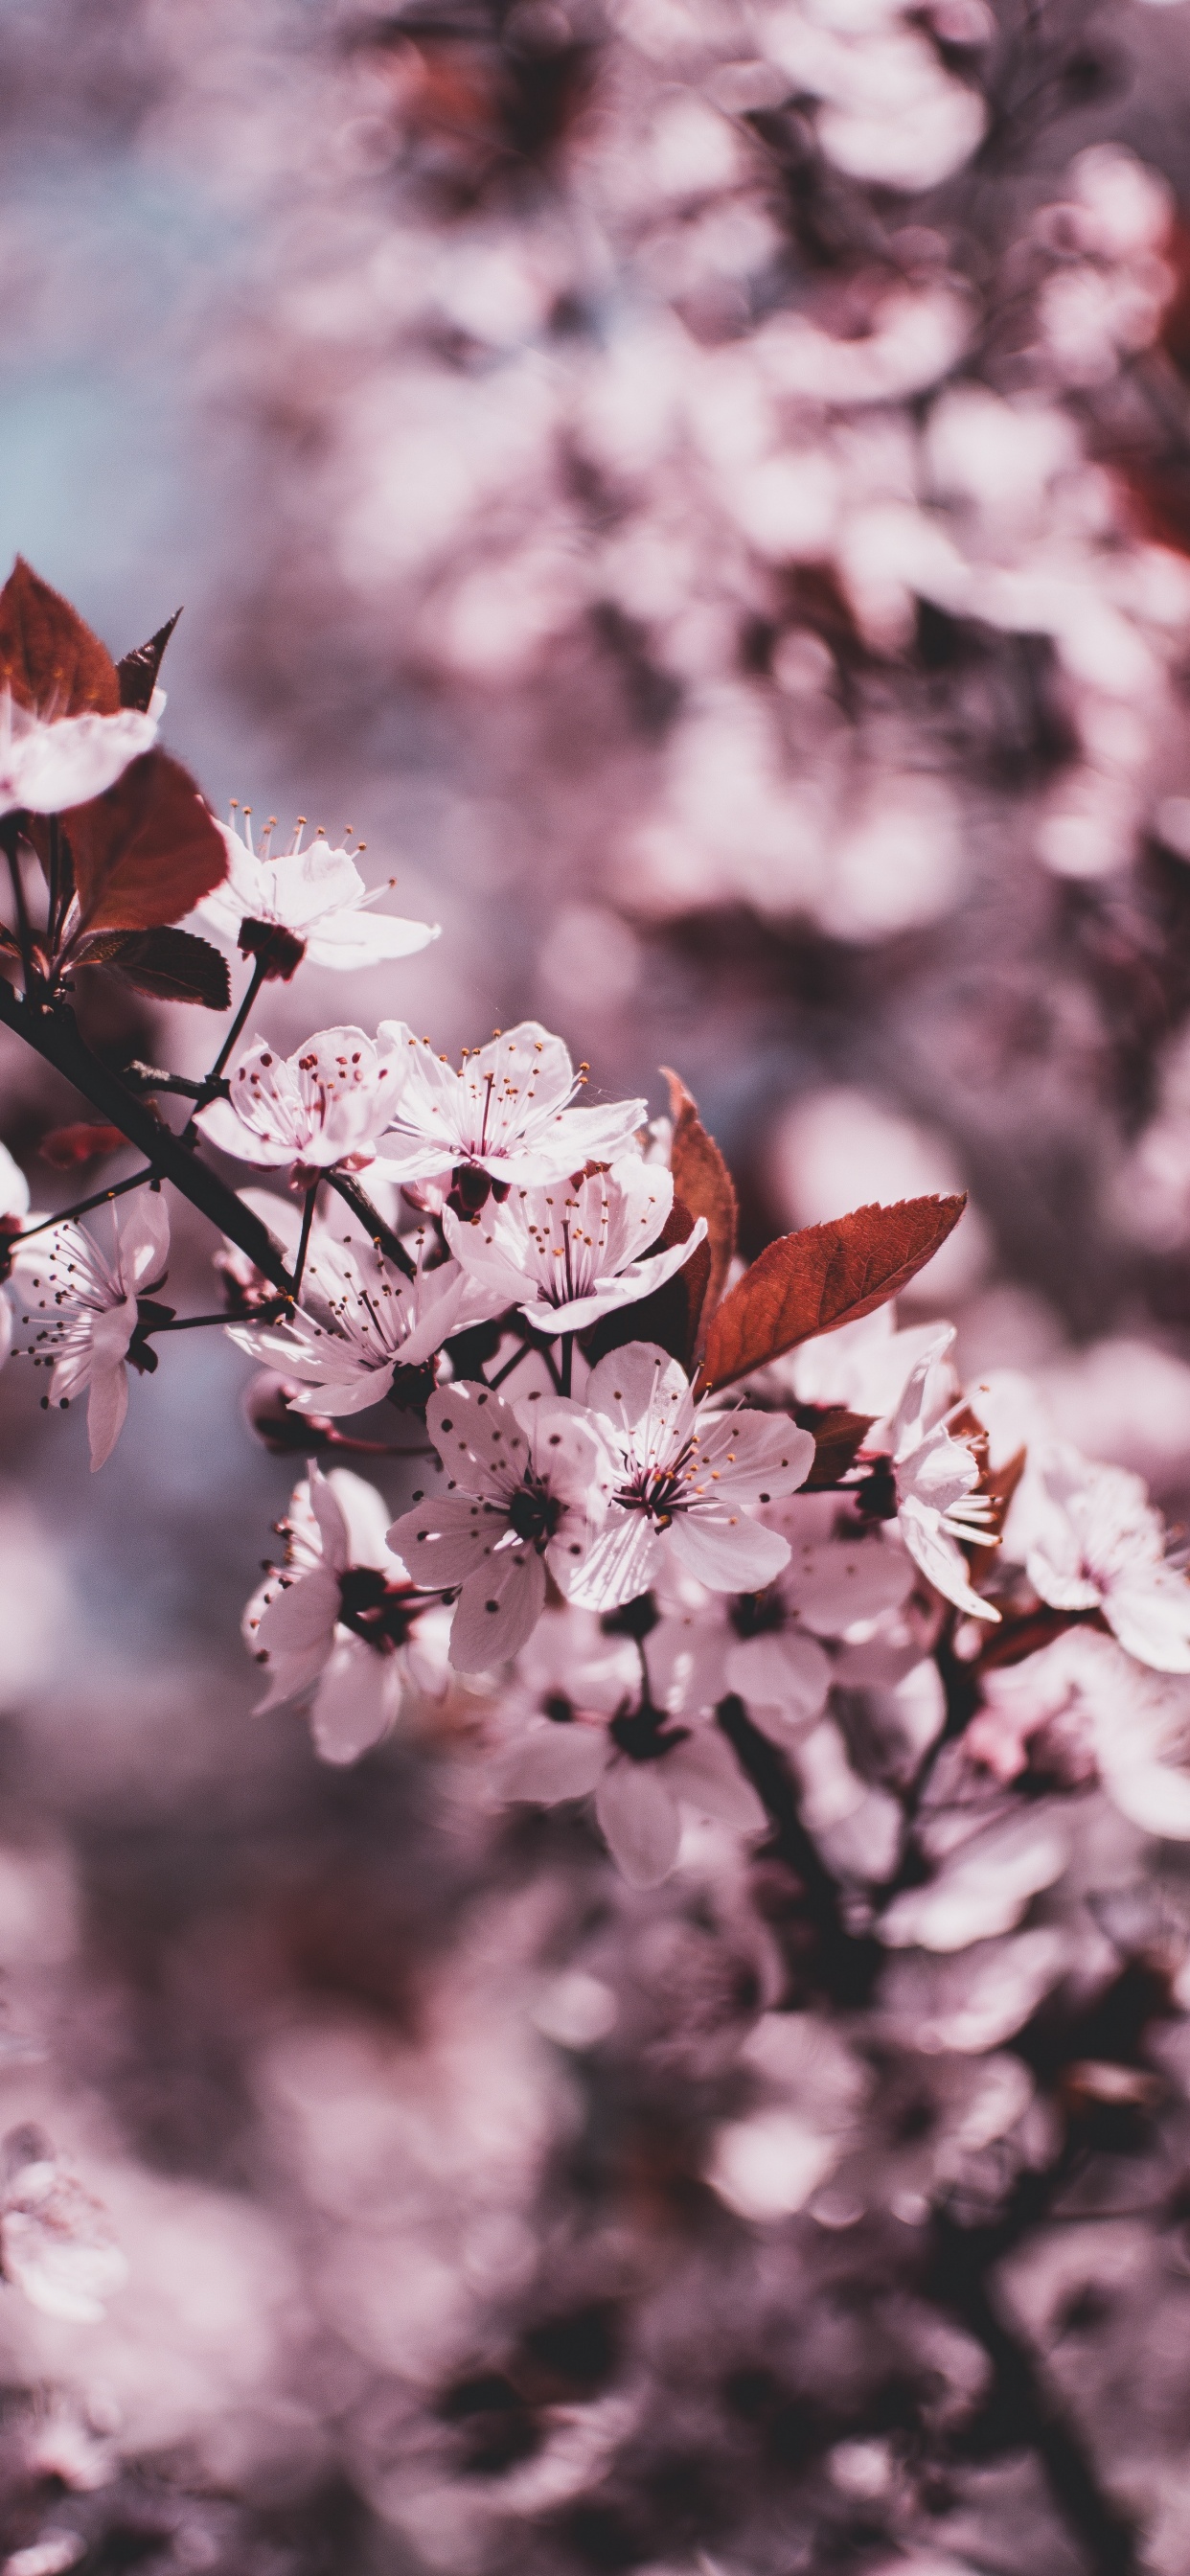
(11, 1164, 156, 1242)
(2, 826, 35, 990)
(559, 1336, 573, 1398)
(178, 954, 268, 1143)
(322, 1168, 417, 1279)
(292, 1180, 319, 1300)
(0, 981, 294, 1295)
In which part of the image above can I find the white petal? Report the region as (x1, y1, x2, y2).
(670, 1509, 791, 1592)
(691, 1411, 815, 1506)
(595, 1759, 681, 1886)
(86, 1365, 128, 1471)
(308, 1461, 352, 1573)
(325, 1467, 397, 1571)
(1101, 1758, 1190, 1839)
(450, 1549, 547, 1670)
(8, 703, 158, 815)
(898, 1496, 998, 1621)
(664, 1726, 767, 1831)
(494, 1723, 607, 1804)
(117, 1190, 170, 1292)
(566, 1509, 664, 1611)
(310, 1637, 400, 1763)
(389, 1491, 504, 1587)
(725, 1626, 831, 1721)
(304, 912, 441, 966)
(425, 1380, 527, 1501)
(255, 1566, 341, 1661)
(1105, 1565, 1190, 1674)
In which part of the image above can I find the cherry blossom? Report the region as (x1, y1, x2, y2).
(11, 1193, 170, 1469)
(196, 1025, 401, 1176)
(244, 1464, 449, 1761)
(886, 1328, 1000, 1622)
(195, 808, 439, 974)
(372, 1020, 647, 1200)
(227, 1221, 502, 1415)
(567, 1344, 815, 1611)
(1025, 1443, 1190, 1673)
(0, 687, 161, 817)
(0, 1140, 31, 1371)
(724, 1508, 918, 1737)
(0, 2128, 126, 2323)
(494, 1694, 767, 1888)
(444, 1156, 706, 1336)
(389, 1380, 615, 1669)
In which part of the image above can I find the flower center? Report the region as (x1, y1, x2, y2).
(609, 1699, 690, 1764)
(730, 1588, 786, 1640)
(337, 1563, 423, 1651)
(507, 1479, 562, 1548)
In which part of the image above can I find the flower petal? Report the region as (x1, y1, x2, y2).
(595, 1759, 681, 1886)
(310, 1636, 400, 1763)
(494, 1722, 607, 1805)
(450, 1549, 547, 1670)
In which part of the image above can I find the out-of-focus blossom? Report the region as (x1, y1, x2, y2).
(196, 1026, 401, 1176)
(11, 1195, 170, 1470)
(245, 1464, 447, 1761)
(1026, 1445, 1190, 1671)
(195, 809, 439, 974)
(445, 1157, 706, 1336)
(570, 1344, 814, 1607)
(0, 2128, 126, 2323)
(374, 1021, 647, 1195)
(496, 1699, 767, 1888)
(391, 1380, 614, 1668)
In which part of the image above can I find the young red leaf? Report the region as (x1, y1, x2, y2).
(0, 557, 120, 716)
(117, 610, 182, 713)
(37, 1122, 127, 1169)
(65, 750, 229, 933)
(76, 925, 232, 1008)
(698, 1194, 967, 1396)
(662, 1066, 737, 1338)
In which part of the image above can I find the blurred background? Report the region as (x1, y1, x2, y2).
(6, 0, 1190, 2567)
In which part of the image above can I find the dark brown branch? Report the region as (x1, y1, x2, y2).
(0, 981, 294, 1295)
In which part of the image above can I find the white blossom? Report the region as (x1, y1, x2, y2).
(228, 1222, 502, 1416)
(389, 1380, 614, 1670)
(11, 1193, 170, 1470)
(245, 1464, 448, 1762)
(495, 1697, 767, 1888)
(195, 809, 439, 969)
(372, 1020, 647, 1193)
(0, 2129, 126, 2323)
(196, 1025, 401, 1175)
(1026, 1443, 1190, 1672)
(568, 1343, 814, 1610)
(445, 1155, 706, 1336)
(0, 687, 161, 818)
(888, 1328, 999, 1622)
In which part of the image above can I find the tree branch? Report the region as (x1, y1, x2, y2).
(0, 981, 294, 1295)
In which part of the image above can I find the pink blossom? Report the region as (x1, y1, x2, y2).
(445, 1156, 706, 1336)
(196, 810, 439, 970)
(196, 1026, 401, 1176)
(372, 1020, 647, 1193)
(245, 1465, 448, 1762)
(11, 1194, 170, 1469)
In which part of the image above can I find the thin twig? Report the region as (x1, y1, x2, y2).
(322, 1167, 417, 1279)
(292, 1180, 319, 1300)
(11, 1164, 156, 1242)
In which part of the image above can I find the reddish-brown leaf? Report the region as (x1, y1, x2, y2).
(799, 1406, 876, 1490)
(662, 1067, 737, 1341)
(0, 557, 120, 716)
(65, 750, 229, 933)
(117, 609, 182, 712)
(698, 1194, 967, 1395)
(76, 925, 231, 1008)
(37, 1122, 127, 1169)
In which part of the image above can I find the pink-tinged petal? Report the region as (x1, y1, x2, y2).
(585, 1342, 695, 1442)
(663, 1725, 767, 1831)
(725, 1626, 831, 1721)
(325, 1467, 396, 1572)
(1026, 1541, 1101, 1613)
(117, 1191, 170, 1292)
(308, 1462, 352, 1573)
(310, 1637, 401, 1763)
(1106, 1565, 1190, 1674)
(595, 1760, 681, 1887)
(494, 1723, 607, 1805)
(256, 1565, 341, 1662)
(304, 912, 441, 966)
(516, 1396, 614, 1509)
(90, 1296, 138, 1373)
(425, 1380, 527, 1502)
(692, 1413, 815, 1506)
(288, 1370, 391, 1417)
(450, 1549, 547, 1671)
(566, 1510, 664, 1611)
(389, 1491, 502, 1587)
(85, 1364, 128, 1472)
(670, 1509, 791, 1593)
(7, 703, 159, 815)
(0, 1298, 11, 1369)
(196, 1096, 292, 1164)
(520, 1220, 709, 1338)
(783, 1532, 915, 1636)
(898, 1496, 999, 1621)
(252, 1637, 336, 1714)
(1100, 1757, 1190, 1839)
